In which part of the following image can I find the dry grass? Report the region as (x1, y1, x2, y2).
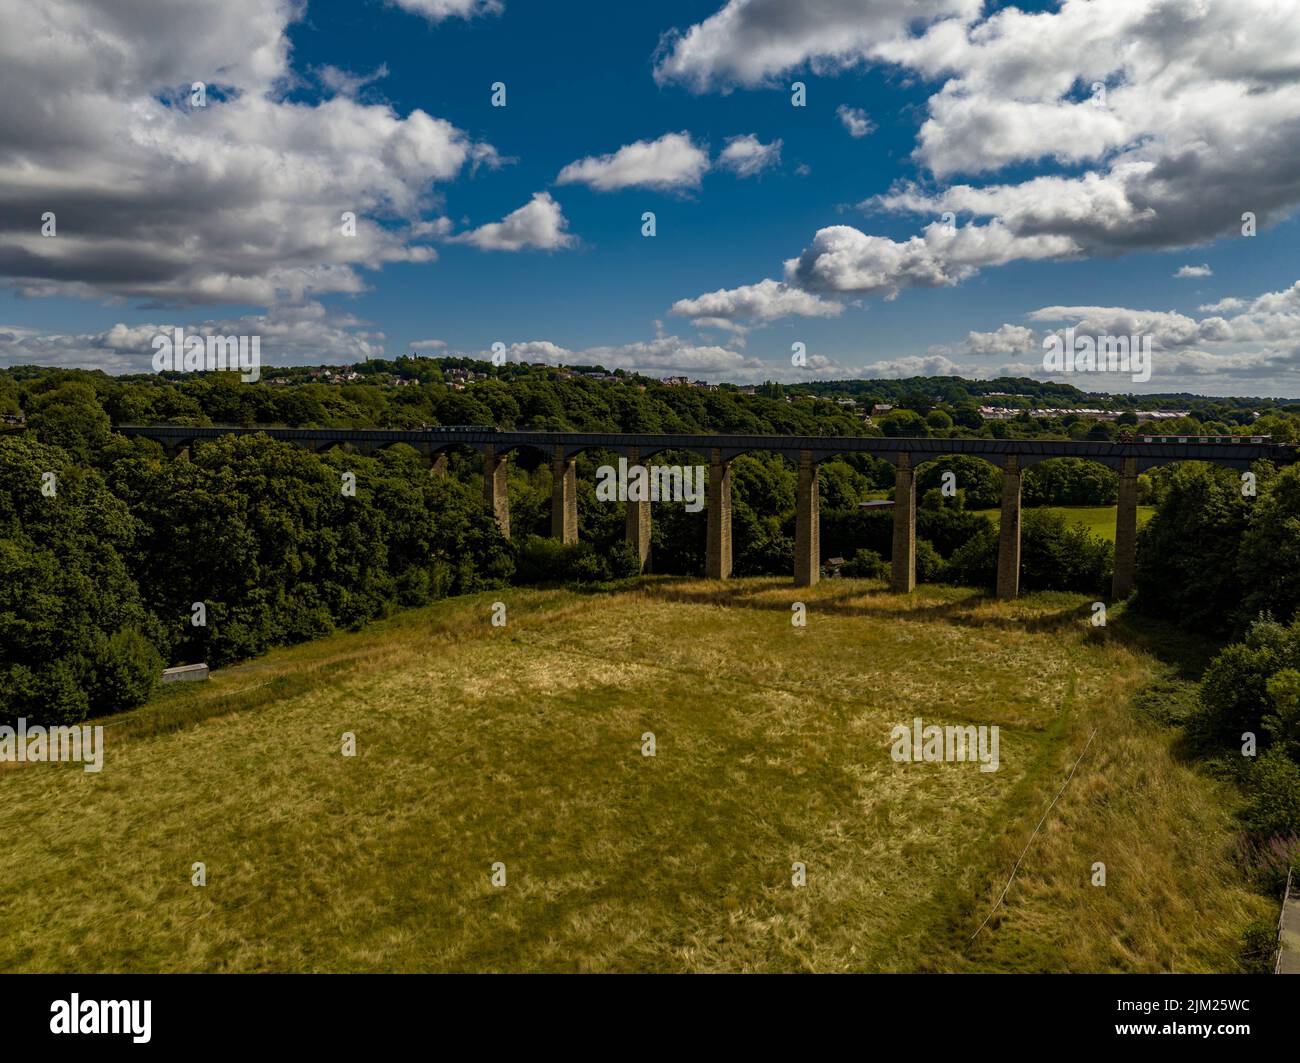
(0, 578, 1268, 972)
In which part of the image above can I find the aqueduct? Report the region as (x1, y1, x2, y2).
(119, 425, 1294, 601)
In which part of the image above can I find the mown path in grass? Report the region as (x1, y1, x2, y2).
(0, 579, 1267, 972)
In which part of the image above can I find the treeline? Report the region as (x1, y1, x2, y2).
(1130, 461, 1300, 877)
(1, 431, 512, 727)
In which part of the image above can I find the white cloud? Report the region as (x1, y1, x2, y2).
(836, 105, 875, 138)
(450, 192, 575, 252)
(0, 302, 387, 374)
(409, 338, 447, 349)
(955, 324, 1038, 356)
(316, 64, 389, 98)
(1175, 264, 1213, 278)
(653, 0, 979, 91)
(556, 133, 710, 192)
(0, 0, 498, 306)
(784, 221, 1077, 296)
(670, 278, 842, 326)
(388, 0, 503, 22)
(859, 354, 965, 379)
(717, 135, 782, 177)
(673, 0, 1300, 313)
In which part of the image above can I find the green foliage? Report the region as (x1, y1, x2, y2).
(915, 538, 944, 583)
(841, 548, 887, 579)
(1023, 458, 1117, 506)
(1135, 463, 1248, 633)
(1237, 464, 1300, 623)
(514, 535, 636, 584)
(944, 510, 1111, 594)
(26, 381, 112, 463)
(1197, 618, 1300, 746)
(916, 456, 1001, 508)
(1242, 748, 1300, 837)
(0, 436, 157, 726)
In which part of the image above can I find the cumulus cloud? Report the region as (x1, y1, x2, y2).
(409, 338, 447, 349)
(955, 324, 1039, 356)
(670, 0, 1300, 313)
(487, 334, 767, 379)
(0, 0, 499, 306)
(1175, 264, 1213, 278)
(449, 192, 575, 251)
(0, 302, 387, 375)
(670, 278, 842, 326)
(717, 135, 782, 177)
(556, 132, 710, 192)
(859, 354, 965, 379)
(836, 105, 875, 138)
(653, 0, 978, 91)
(784, 221, 1077, 296)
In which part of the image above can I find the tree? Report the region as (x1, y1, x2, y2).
(0, 436, 160, 725)
(26, 381, 111, 463)
(1135, 463, 1248, 633)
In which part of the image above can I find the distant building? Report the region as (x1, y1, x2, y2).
(871, 403, 895, 416)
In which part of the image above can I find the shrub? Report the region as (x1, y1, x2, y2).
(1242, 748, 1300, 837)
(515, 535, 628, 584)
(1197, 618, 1299, 744)
(841, 548, 888, 579)
(915, 538, 944, 583)
(87, 627, 162, 716)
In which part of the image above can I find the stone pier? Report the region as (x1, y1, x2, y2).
(483, 446, 510, 539)
(891, 453, 916, 593)
(624, 448, 651, 571)
(430, 452, 448, 476)
(996, 455, 1022, 600)
(551, 446, 578, 543)
(794, 449, 820, 587)
(706, 448, 732, 580)
(1112, 456, 1139, 599)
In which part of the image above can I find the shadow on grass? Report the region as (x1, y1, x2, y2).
(636, 576, 1094, 636)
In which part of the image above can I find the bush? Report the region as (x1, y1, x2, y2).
(915, 538, 944, 582)
(515, 535, 631, 584)
(1242, 748, 1300, 836)
(87, 627, 162, 716)
(841, 548, 888, 579)
(1197, 618, 1300, 744)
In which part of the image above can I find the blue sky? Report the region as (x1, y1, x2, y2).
(4, 0, 1300, 394)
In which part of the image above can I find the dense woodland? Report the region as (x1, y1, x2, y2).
(3, 359, 1300, 847)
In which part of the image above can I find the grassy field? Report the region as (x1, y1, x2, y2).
(0, 578, 1268, 972)
(972, 505, 1156, 541)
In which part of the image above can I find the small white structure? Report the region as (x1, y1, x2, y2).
(162, 663, 209, 684)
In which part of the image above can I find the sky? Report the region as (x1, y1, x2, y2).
(3, 0, 1300, 395)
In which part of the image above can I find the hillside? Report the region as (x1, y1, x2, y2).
(0, 578, 1269, 972)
